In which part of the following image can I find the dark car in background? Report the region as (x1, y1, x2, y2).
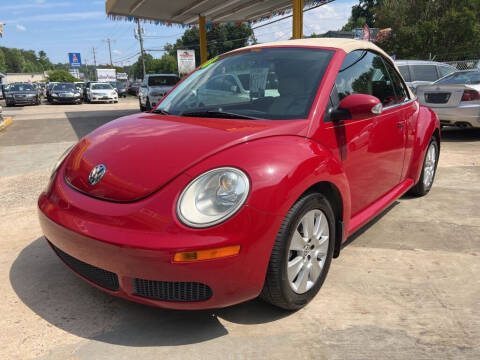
(109, 81, 127, 98)
(5, 83, 40, 106)
(46, 82, 59, 103)
(50, 82, 83, 104)
(74, 82, 85, 94)
(127, 81, 141, 95)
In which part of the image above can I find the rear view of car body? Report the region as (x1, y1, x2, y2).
(417, 74, 480, 128)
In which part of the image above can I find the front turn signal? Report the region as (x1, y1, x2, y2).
(173, 245, 240, 263)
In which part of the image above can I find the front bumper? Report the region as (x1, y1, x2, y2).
(52, 97, 81, 104)
(430, 103, 480, 127)
(91, 95, 118, 102)
(7, 97, 36, 105)
(38, 167, 280, 309)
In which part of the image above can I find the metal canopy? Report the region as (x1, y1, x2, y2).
(106, 0, 308, 25)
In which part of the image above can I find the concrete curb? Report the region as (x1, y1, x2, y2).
(0, 116, 13, 131)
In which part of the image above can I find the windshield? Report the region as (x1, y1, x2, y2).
(10, 83, 34, 91)
(157, 48, 334, 120)
(53, 83, 75, 91)
(92, 83, 113, 90)
(435, 71, 480, 85)
(148, 76, 179, 86)
(75, 83, 85, 89)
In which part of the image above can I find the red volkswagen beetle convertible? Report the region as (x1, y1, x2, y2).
(38, 39, 440, 310)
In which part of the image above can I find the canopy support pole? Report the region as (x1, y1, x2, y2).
(292, 0, 304, 39)
(199, 15, 207, 64)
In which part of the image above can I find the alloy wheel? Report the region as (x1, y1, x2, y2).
(287, 209, 330, 294)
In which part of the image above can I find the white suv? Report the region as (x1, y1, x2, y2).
(138, 74, 180, 111)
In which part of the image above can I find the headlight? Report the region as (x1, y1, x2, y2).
(51, 145, 74, 177)
(177, 167, 250, 228)
(52, 93, 58, 97)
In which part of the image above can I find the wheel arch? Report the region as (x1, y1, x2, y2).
(301, 181, 344, 258)
(407, 105, 441, 183)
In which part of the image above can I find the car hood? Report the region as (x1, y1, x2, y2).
(63, 113, 307, 202)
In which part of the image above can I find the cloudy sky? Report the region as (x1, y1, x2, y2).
(0, 0, 357, 65)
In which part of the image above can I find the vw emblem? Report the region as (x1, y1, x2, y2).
(88, 164, 106, 186)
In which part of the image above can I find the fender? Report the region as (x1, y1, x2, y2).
(186, 135, 351, 232)
(407, 105, 440, 183)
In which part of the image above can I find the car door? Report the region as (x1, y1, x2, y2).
(322, 50, 407, 216)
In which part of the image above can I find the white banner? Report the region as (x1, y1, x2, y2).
(116, 72, 128, 80)
(177, 50, 196, 74)
(96, 69, 116, 82)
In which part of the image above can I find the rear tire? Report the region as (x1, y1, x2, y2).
(261, 192, 335, 310)
(409, 137, 439, 196)
(139, 99, 146, 111)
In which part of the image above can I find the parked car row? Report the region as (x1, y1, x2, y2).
(2, 81, 124, 106)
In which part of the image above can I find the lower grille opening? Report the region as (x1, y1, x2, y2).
(50, 242, 119, 291)
(133, 279, 212, 302)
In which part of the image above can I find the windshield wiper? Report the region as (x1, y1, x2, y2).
(152, 109, 170, 115)
(180, 110, 262, 120)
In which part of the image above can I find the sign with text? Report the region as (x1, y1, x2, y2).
(68, 53, 82, 67)
(96, 68, 116, 82)
(177, 50, 196, 74)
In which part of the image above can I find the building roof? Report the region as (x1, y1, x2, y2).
(105, 0, 333, 25)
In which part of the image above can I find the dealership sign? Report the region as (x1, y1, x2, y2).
(68, 53, 82, 67)
(96, 69, 116, 82)
(116, 72, 128, 80)
(177, 50, 196, 74)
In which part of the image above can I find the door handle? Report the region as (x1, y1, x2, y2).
(397, 122, 405, 129)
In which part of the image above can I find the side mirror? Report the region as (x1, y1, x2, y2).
(331, 94, 383, 122)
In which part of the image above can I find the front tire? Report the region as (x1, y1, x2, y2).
(409, 137, 439, 196)
(261, 192, 335, 310)
(146, 98, 152, 111)
(139, 99, 146, 111)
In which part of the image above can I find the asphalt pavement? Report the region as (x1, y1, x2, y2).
(0, 98, 479, 360)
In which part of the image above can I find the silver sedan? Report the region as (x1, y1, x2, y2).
(416, 70, 480, 128)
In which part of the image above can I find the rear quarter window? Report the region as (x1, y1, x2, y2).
(397, 65, 411, 82)
(410, 65, 438, 82)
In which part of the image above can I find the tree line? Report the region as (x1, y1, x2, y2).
(342, 0, 480, 60)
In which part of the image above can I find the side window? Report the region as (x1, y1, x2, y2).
(397, 65, 411, 82)
(335, 50, 397, 107)
(410, 65, 438, 82)
(383, 59, 410, 103)
(438, 65, 455, 78)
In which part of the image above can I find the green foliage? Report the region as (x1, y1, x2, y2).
(341, 0, 480, 60)
(375, 0, 480, 59)
(0, 46, 53, 72)
(0, 49, 6, 73)
(342, 0, 378, 31)
(47, 69, 78, 82)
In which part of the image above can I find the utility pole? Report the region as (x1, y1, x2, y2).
(103, 38, 115, 66)
(135, 19, 146, 78)
(92, 47, 97, 67)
